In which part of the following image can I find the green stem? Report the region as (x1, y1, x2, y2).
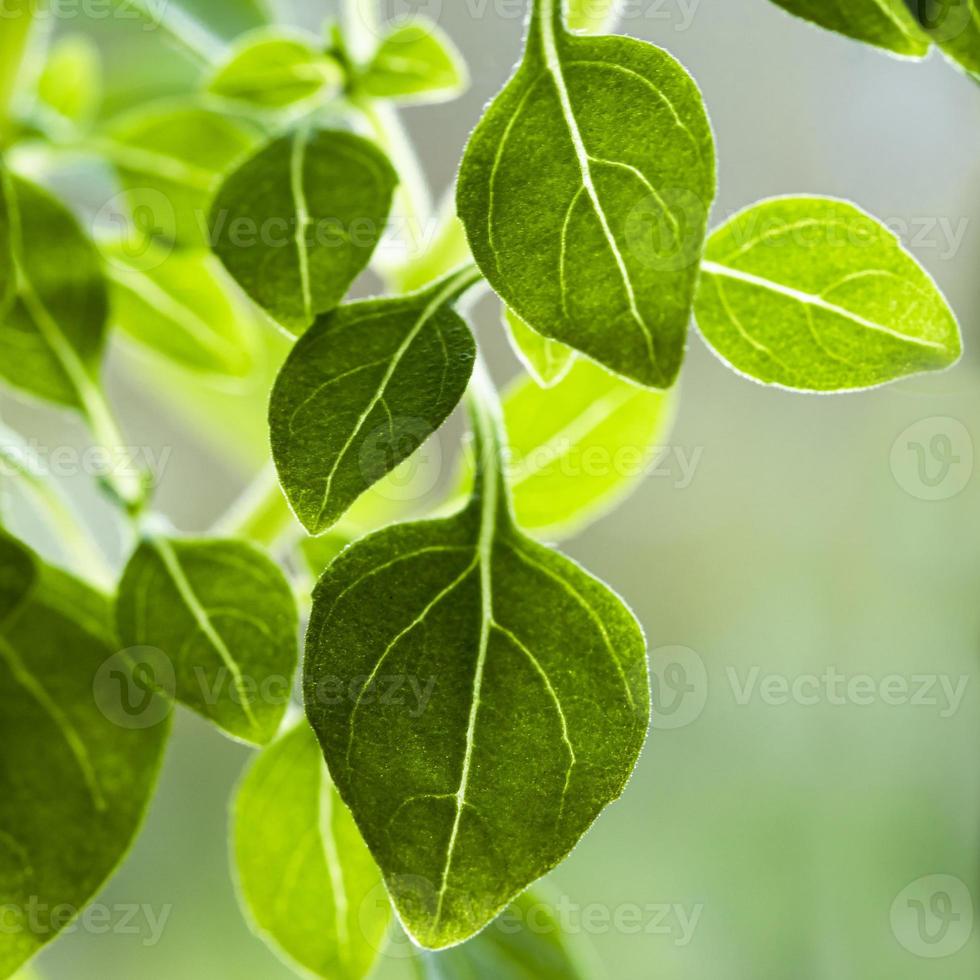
(465, 358, 509, 508)
(342, 0, 383, 61)
(0, 0, 39, 138)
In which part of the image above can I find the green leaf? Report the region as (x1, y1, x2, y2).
(210, 127, 398, 334)
(303, 369, 650, 949)
(567, 0, 624, 33)
(36, 34, 102, 128)
(694, 197, 962, 391)
(0, 533, 170, 978)
(116, 535, 298, 745)
(233, 722, 389, 980)
(207, 28, 343, 110)
(359, 18, 468, 104)
(102, 239, 258, 378)
(270, 266, 479, 535)
(0, 176, 108, 412)
(503, 307, 576, 388)
(412, 889, 593, 979)
(501, 357, 676, 538)
(99, 101, 263, 248)
(766, 0, 931, 57)
(457, 0, 715, 388)
(0, 166, 13, 320)
(911, 0, 980, 80)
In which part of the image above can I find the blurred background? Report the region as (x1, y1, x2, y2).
(2, 0, 979, 977)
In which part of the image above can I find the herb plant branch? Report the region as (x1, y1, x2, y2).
(0, 0, 970, 976)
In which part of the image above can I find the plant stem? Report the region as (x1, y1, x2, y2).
(0, 0, 39, 138)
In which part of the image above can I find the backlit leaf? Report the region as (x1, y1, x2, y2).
(503, 307, 576, 388)
(36, 34, 102, 129)
(0, 532, 170, 978)
(304, 370, 650, 948)
(102, 239, 258, 377)
(766, 0, 931, 57)
(457, 0, 715, 388)
(0, 166, 13, 319)
(694, 197, 962, 391)
(911, 0, 980, 80)
(210, 127, 398, 334)
(207, 28, 343, 110)
(270, 266, 479, 534)
(567, 0, 624, 33)
(116, 535, 298, 745)
(359, 18, 468, 103)
(233, 722, 388, 980)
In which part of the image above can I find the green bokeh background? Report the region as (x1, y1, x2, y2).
(2, 0, 979, 977)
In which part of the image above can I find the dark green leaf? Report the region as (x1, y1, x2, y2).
(766, 0, 931, 56)
(100, 101, 263, 248)
(359, 19, 468, 103)
(457, 0, 715, 388)
(304, 370, 650, 948)
(0, 533, 170, 977)
(413, 889, 593, 979)
(911, 0, 980, 80)
(116, 535, 298, 745)
(503, 307, 576, 388)
(695, 197, 962, 391)
(210, 127, 398, 334)
(0, 176, 108, 412)
(233, 722, 389, 980)
(207, 29, 343, 110)
(102, 239, 258, 378)
(270, 266, 479, 534)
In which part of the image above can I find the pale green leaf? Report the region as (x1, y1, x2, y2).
(210, 127, 398, 334)
(0, 166, 13, 319)
(36, 35, 102, 128)
(102, 239, 258, 378)
(503, 307, 576, 388)
(116, 535, 298, 745)
(99, 101, 263, 248)
(359, 19, 468, 103)
(0, 176, 108, 412)
(304, 370, 650, 949)
(912, 0, 980, 80)
(0, 533, 170, 978)
(270, 266, 479, 534)
(766, 0, 931, 57)
(412, 889, 592, 979)
(233, 722, 389, 980)
(502, 357, 676, 538)
(567, 0, 624, 33)
(695, 197, 962, 391)
(300, 532, 354, 579)
(207, 28, 343, 110)
(390, 207, 472, 294)
(457, 0, 715, 388)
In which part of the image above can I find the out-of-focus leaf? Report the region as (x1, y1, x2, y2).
(503, 307, 576, 388)
(36, 35, 103, 130)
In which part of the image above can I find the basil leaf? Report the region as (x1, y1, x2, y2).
(103, 239, 257, 378)
(457, 0, 715, 388)
(116, 535, 298, 745)
(233, 722, 389, 980)
(695, 197, 962, 391)
(503, 307, 576, 388)
(413, 889, 592, 979)
(567, 0, 624, 33)
(359, 19, 468, 104)
(0, 166, 13, 319)
(210, 127, 398, 334)
(766, 0, 931, 56)
(0, 533, 170, 977)
(270, 266, 479, 534)
(36, 34, 102, 130)
(304, 370, 650, 949)
(208, 29, 343, 110)
(0, 176, 108, 412)
(502, 357, 676, 539)
(911, 0, 980, 80)
(100, 102, 263, 248)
